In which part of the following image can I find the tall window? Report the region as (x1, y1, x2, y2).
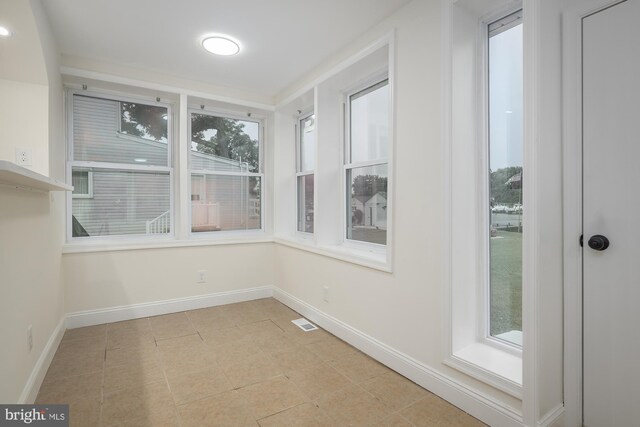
(345, 79, 389, 245)
(488, 10, 523, 346)
(297, 113, 315, 233)
(69, 94, 171, 238)
(189, 112, 262, 233)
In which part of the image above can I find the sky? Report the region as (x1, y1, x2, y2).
(489, 23, 523, 170)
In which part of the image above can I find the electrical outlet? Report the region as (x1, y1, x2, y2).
(323, 286, 329, 303)
(27, 326, 33, 352)
(197, 270, 206, 283)
(15, 148, 32, 166)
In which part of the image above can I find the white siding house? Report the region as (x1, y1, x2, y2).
(72, 96, 260, 236)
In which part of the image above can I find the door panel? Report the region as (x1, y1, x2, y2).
(583, 1, 640, 425)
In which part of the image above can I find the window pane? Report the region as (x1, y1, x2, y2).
(191, 113, 260, 172)
(488, 18, 523, 345)
(347, 164, 387, 244)
(73, 95, 168, 166)
(299, 115, 315, 172)
(191, 174, 261, 232)
(71, 168, 170, 237)
(350, 80, 389, 163)
(297, 174, 314, 233)
(72, 170, 90, 196)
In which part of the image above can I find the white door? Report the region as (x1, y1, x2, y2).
(583, 1, 640, 425)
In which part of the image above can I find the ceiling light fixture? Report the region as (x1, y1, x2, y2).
(202, 35, 240, 56)
(0, 26, 11, 37)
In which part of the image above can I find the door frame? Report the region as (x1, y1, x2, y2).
(562, 1, 627, 425)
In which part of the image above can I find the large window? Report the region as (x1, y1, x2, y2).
(69, 94, 171, 238)
(296, 113, 315, 233)
(487, 10, 523, 346)
(189, 112, 262, 233)
(345, 79, 389, 245)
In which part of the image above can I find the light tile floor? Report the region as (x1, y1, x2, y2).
(36, 298, 485, 426)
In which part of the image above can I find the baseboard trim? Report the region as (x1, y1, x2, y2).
(538, 403, 564, 427)
(18, 317, 65, 404)
(66, 286, 274, 329)
(273, 287, 524, 427)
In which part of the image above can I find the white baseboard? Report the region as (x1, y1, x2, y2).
(18, 317, 65, 404)
(538, 404, 564, 427)
(66, 286, 274, 329)
(273, 287, 525, 427)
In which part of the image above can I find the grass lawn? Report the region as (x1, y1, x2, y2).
(350, 227, 387, 245)
(490, 230, 522, 336)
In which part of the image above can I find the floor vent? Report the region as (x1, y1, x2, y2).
(291, 318, 319, 332)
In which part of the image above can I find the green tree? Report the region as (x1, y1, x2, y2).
(490, 166, 522, 205)
(120, 103, 167, 141)
(352, 175, 388, 199)
(191, 114, 259, 171)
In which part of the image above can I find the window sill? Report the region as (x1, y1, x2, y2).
(62, 236, 275, 254)
(444, 341, 523, 399)
(274, 237, 392, 273)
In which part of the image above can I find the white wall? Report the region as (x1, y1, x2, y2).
(0, 0, 52, 176)
(273, 0, 564, 425)
(0, 0, 66, 403)
(534, 0, 563, 420)
(0, 79, 50, 175)
(63, 244, 276, 314)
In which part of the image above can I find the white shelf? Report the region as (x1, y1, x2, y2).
(0, 160, 73, 192)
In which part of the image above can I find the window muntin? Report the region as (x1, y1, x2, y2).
(297, 113, 315, 233)
(345, 79, 389, 245)
(189, 111, 263, 233)
(488, 11, 523, 346)
(69, 93, 172, 239)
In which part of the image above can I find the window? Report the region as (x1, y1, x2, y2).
(69, 93, 172, 238)
(189, 111, 262, 233)
(296, 113, 315, 233)
(487, 10, 523, 346)
(345, 79, 389, 245)
(71, 170, 93, 198)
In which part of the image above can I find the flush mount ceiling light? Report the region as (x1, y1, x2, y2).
(201, 36, 240, 56)
(0, 26, 11, 37)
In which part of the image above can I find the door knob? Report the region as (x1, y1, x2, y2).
(588, 235, 610, 251)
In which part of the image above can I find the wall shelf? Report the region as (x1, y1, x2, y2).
(0, 160, 73, 192)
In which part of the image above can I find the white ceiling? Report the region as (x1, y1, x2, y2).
(42, 0, 411, 100)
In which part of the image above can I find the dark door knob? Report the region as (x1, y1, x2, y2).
(588, 235, 610, 251)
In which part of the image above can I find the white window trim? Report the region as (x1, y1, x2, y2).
(295, 110, 315, 237)
(66, 88, 175, 243)
(443, 0, 526, 400)
(71, 170, 93, 199)
(187, 107, 266, 238)
(342, 75, 391, 253)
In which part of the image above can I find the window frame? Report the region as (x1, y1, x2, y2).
(482, 8, 524, 352)
(187, 107, 265, 238)
(65, 88, 175, 243)
(295, 110, 315, 236)
(71, 170, 94, 199)
(343, 75, 390, 252)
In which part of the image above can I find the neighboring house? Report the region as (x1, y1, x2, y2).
(351, 191, 387, 229)
(72, 96, 259, 237)
(364, 192, 387, 229)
